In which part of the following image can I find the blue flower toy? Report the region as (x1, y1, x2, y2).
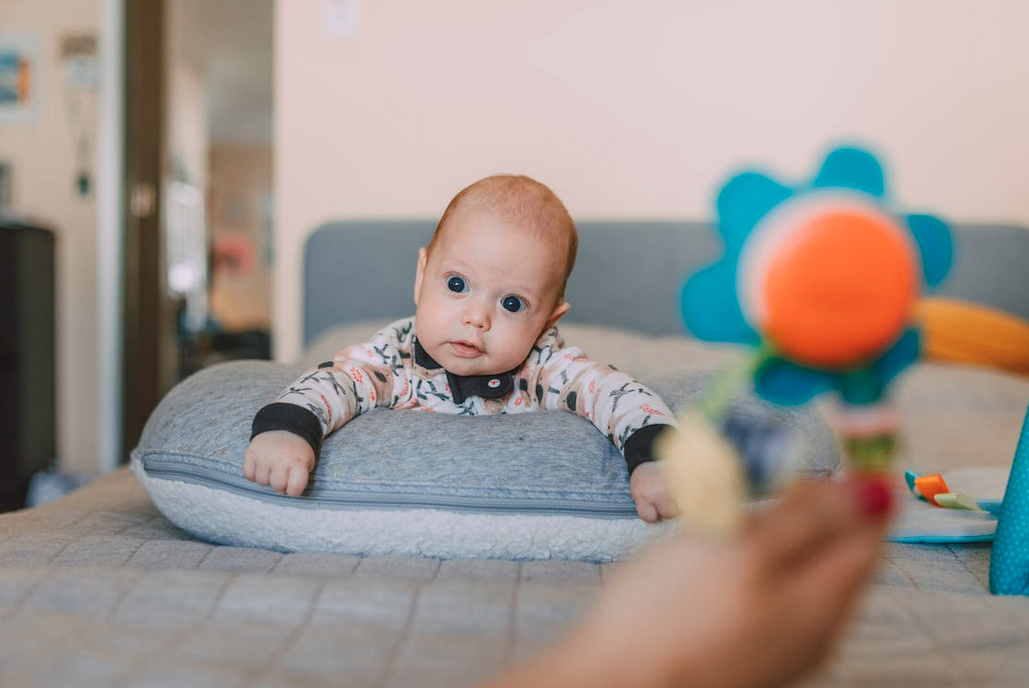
(681, 146, 952, 473)
(662, 146, 1029, 596)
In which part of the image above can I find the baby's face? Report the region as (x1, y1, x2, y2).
(414, 208, 570, 376)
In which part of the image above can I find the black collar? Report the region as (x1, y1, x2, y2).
(413, 339, 515, 405)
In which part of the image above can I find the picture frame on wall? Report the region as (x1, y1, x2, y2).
(0, 32, 41, 126)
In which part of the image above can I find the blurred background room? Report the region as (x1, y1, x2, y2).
(0, 0, 1027, 510)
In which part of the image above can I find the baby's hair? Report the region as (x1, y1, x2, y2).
(429, 175, 578, 292)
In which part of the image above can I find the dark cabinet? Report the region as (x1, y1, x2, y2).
(0, 220, 56, 512)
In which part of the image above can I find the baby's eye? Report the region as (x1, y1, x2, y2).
(447, 276, 468, 293)
(501, 295, 526, 313)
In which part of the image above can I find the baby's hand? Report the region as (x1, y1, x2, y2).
(243, 431, 315, 497)
(630, 461, 679, 523)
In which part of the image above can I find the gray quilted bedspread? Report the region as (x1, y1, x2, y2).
(1, 467, 1028, 688)
(3, 343, 1029, 687)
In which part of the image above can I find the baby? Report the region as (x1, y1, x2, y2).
(244, 175, 679, 521)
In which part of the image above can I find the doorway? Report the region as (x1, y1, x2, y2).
(122, 0, 274, 459)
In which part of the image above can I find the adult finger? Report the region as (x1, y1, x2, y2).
(773, 514, 890, 659)
(656, 494, 680, 520)
(787, 503, 891, 612)
(747, 476, 892, 572)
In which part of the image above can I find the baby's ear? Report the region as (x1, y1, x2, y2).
(413, 248, 428, 306)
(545, 301, 570, 331)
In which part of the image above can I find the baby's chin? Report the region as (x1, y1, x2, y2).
(432, 349, 509, 377)
(441, 358, 506, 378)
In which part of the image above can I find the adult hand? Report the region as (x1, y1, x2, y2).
(484, 476, 894, 688)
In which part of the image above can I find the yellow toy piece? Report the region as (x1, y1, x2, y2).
(657, 410, 747, 536)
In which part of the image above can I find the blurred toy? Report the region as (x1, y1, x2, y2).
(660, 146, 953, 533)
(903, 469, 1001, 513)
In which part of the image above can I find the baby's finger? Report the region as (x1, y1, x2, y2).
(253, 461, 272, 487)
(636, 499, 659, 523)
(286, 466, 310, 497)
(269, 463, 291, 494)
(242, 453, 256, 481)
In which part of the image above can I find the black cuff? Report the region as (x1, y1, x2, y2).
(623, 424, 675, 475)
(251, 402, 323, 456)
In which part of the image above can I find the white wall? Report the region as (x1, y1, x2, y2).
(0, 0, 101, 473)
(276, 0, 1029, 363)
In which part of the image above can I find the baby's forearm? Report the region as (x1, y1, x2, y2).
(273, 366, 365, 436)
(251, 402, 324, 455)
(539, 357, 676, 456)
(623, 423, 676, 474)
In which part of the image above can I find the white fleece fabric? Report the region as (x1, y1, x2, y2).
(131, 456, 672, 562)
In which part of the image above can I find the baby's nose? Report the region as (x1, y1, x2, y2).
(463, 299, 491, 329)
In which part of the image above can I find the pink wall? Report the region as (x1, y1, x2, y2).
(4, 0, 1027, 472)
(275, 0, 1029, 362)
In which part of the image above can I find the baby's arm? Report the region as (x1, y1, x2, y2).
(629, 461, 678, 523)
(242, 322, 411, 496)
(242, 381, 345, 497)
(242, 365, 379, 497)
(534, 347, 679, 522)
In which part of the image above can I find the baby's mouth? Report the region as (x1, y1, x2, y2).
(449, 340, 484, 358)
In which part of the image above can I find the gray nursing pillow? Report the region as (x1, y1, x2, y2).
(132, 360, 839, 562)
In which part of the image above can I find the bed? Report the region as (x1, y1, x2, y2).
(1, 220, 1028, 687)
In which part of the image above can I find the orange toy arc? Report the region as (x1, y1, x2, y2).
(913, 473, 950, 506)
(758, 211, 918, 368)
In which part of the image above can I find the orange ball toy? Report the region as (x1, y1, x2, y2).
(746, 209, 918, 368)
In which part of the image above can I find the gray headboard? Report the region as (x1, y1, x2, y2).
(303, 220, 1029, 348)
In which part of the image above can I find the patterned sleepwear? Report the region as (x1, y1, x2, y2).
(252, 317, 677, 472)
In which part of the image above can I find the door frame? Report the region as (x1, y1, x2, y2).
(119, 0, 178, 462)
(97, 0, 124, 471)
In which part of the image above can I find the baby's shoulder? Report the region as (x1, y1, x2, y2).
(371, 316, 416, 348)
(522, 327, 593, 370)
(334, 316, 416, 362)
(532, 325, 571, 357)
